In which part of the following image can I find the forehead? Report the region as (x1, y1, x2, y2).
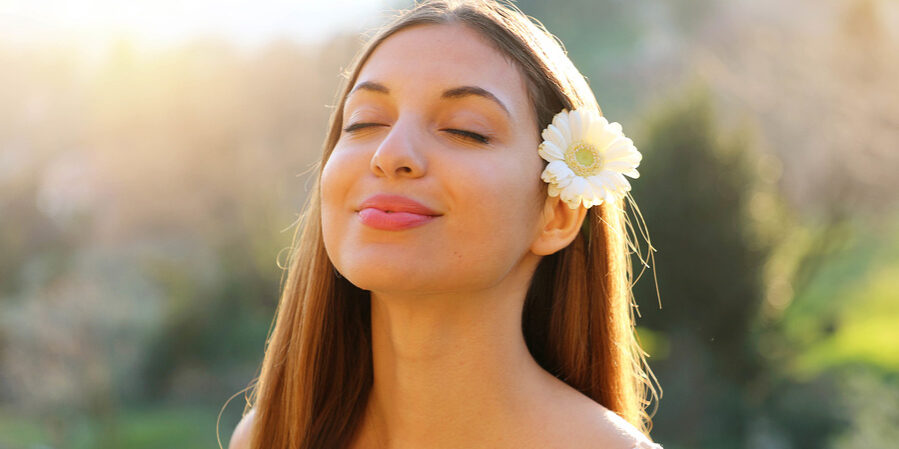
(354, 23, 531, 116)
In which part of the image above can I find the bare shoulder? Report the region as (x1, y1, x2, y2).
(533, 374, 662, 449)
(228, 408, 256, 449)
(578, 403, 663, 449)
(539, 387, 659, 449)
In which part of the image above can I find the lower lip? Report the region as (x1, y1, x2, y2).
(357, 208, 438, 231)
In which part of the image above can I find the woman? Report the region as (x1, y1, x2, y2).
(229, 1, 661, 448)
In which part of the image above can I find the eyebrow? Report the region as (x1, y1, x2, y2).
(347, 81, 511, 117)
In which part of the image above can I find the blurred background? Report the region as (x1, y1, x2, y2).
(0, 0, 896, 448)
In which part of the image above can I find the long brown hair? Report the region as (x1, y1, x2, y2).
(241, 1, 659, 447)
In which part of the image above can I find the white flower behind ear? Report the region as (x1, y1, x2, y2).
(538, 108, 642, 209)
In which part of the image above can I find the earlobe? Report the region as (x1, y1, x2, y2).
(530, 195, 588, 256)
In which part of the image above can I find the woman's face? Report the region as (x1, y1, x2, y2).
(321, 23, 546, 295)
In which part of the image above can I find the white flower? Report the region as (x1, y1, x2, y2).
(538, 108, 642, 209)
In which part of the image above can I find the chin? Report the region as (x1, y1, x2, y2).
(343, 270, 435, 294)
(336, 251, 438, 291)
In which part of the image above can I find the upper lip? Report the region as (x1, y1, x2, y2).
(357, 194, 442, 216)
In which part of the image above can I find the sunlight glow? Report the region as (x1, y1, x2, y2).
(0, 0, 390, 50)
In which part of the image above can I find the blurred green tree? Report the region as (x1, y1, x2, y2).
(629, 82, 773, 446)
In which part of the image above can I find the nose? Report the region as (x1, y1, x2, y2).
(370, 119, 427, 179)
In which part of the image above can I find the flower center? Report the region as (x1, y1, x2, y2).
(564, 141, 603, 177)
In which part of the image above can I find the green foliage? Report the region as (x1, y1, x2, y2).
(830, 369, 899, 449)
(795, 264, 899, 375)
(515, 0, 645, 116)
(779, 216, 899, 377)
(0, 406, 220, 449)
(632, 82, 768, 374)
(627, 82, 776, 445)
(137, 242, 279, 402)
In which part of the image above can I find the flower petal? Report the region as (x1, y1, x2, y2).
(610, 171, 632, 192)
(547, 183, 563, 197)
(579, 110, 597, 137)
(603, 158, 639, 173)
(542, 160, 575, 188)
(560, 176, 589, 209)
(541, 125, 568, 154)
(538, 140, 565, 161)
(588, 119, 620, 151)
(587, 171, 629, 197)
(603, 185, 617, 204)
(584, 178, 607, 208)
(551, 110, 572, 143)
(607, 121, 622, 134)
(569, 110, 585, 141)
(588, 171, 613, 193)
(605, 137, 638, 161)
(582, 194, 600, 209)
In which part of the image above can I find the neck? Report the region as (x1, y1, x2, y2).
(355, 259, 561, 448)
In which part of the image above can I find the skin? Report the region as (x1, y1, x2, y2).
(230, 22, 654, 449)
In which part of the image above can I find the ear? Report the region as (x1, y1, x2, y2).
(530, 194, 588, 256)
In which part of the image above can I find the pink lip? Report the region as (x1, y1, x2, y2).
(356, 194, 442, 231)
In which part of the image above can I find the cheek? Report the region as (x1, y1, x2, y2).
(320, 147, 358, 253)
(448, 157, 543, 247)
(320, 146, 358, 207)
(320, 158, 340, 221)
(470, 152, 543, 208)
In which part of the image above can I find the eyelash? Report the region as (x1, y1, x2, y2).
(342, 122, 490, 144)
(446, 128, 490, 144)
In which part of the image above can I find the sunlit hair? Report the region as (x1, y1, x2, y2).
(228, 1, 660, 448)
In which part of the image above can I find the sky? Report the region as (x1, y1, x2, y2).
(0, 0, 393, 51)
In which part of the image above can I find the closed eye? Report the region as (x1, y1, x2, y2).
(343, 122, 384, 133)
(443, 129, 490, 144)
(343, 123, 489, 145)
